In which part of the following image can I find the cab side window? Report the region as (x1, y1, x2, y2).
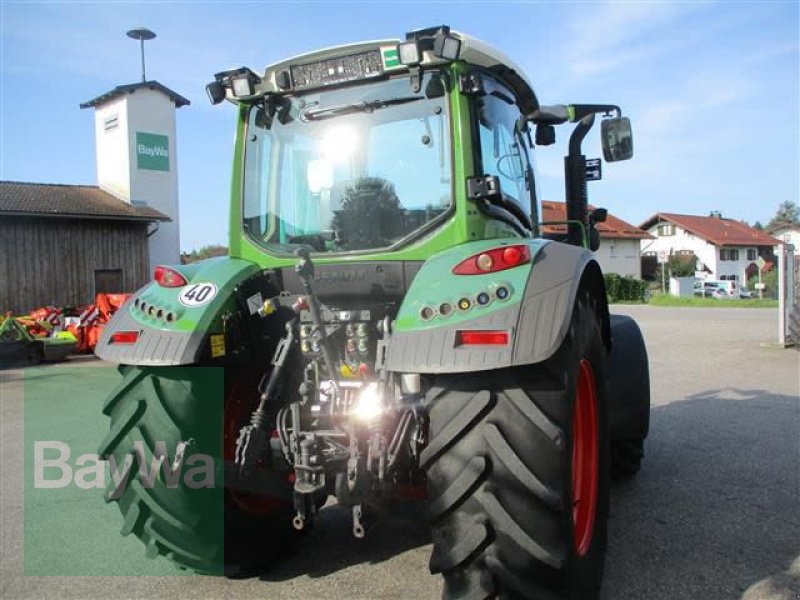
(475, 78, 532, 216)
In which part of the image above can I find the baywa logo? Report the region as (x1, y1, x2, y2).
(138, 144, 168, 158)
(136, 131, 170, 171)
(34, 440, 214, 498)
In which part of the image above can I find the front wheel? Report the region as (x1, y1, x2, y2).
(423, 292, 610, 599)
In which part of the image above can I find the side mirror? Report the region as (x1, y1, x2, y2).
(590, 207, 608, 224)
(601, 117, 633, 162)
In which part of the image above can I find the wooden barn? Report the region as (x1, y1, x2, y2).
(0, 181, 169, 314)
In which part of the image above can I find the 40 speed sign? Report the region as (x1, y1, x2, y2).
(178, 283, 218, 307)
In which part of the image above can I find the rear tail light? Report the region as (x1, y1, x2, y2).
(456, 330, 509, 346)
(452, 244, 531, 275)
(110, 331, 139, 344)
(154, 266, 188, 287)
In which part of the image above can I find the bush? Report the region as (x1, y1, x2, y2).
(747, 269, 778, 299)
(653, 254, 697, 283)
(604, 273, 649, 303)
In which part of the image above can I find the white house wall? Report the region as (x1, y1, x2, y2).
(642, 222, 762, 282)
(92, 87, 181, 271)
(125, 88, 181, 271)
(772, 227, 800, 255)
(593, 239, 642, 278)
(93, 97, 130, 201)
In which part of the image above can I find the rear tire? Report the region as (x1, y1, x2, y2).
(98, 366, 297, 574)
(423, 293, 610, 599)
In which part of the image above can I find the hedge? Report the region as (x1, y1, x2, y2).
(604, 273, 649, 303)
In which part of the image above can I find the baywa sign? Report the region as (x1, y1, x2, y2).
(136, 131, 170, 171)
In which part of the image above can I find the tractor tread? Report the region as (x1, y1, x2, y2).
(483, 423, 560, 510)
(428, 455, 489, 522)
(98, 367, 225, 573)
(504, 385, 563, 447)
(420, 390, 495, 469)
(480, 489, 563, 569)
(98, 399, 145, 458)
(429, 520, 491, 573)
(426, 292, 610, 599)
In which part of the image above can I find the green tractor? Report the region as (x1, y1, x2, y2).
(96, 26, 650, 598)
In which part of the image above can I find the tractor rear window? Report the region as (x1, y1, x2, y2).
(242, 73, 452, 254)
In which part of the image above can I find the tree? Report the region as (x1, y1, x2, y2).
(331, 177, 404, 250)
(767, 201, 800, 230)
(653, 253, 696, 290)
(753, 220, 764, 231)
(181, 245, 228, 264)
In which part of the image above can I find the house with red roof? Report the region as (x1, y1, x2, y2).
(541, 201, 653, 278)
(639, 211, 781, 284)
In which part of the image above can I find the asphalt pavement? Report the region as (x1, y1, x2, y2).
(1, 306, 798, 599)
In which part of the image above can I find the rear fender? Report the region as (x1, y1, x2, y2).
(95, 258, 265, 366)
(384, 240, 610, 373)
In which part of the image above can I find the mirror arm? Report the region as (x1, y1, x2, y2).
(569, 104, 621, 121)
(564, 113, 595, 247)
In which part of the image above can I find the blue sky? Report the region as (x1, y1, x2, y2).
(1, 1, 798, 251)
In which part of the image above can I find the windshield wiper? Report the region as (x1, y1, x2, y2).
(301, 96, 423, 121)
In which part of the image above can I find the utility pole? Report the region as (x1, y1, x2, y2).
(658, 250, 667, 295)
(777, 243, 796, 346)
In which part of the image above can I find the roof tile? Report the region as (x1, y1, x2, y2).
(80, 80, 190, 109)
(0, 181, 170, 222)
(640, 212, 780, 246)
(540, 201, 653, 240)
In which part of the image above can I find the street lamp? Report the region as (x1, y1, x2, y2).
(126, 27, 156, 83)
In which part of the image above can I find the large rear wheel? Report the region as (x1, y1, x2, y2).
(423, 293, 610, 599)
(98, 366, 298, 574)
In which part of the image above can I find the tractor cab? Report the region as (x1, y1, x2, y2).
(207, 26, 632, 269)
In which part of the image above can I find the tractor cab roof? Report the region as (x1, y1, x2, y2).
(215, 27, 539, 116)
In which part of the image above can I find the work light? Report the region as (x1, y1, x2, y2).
(433, 33, 461, 60)
(353, 382, 383, 422)
(231, 75, 254, 98)
(397, 40, 421, 65)
(206, 81, 225, 105)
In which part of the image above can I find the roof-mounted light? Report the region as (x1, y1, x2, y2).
(205, 67, 261, 105)
(433, 33, 461, 60)
(397, 40, 421, 66)
(402, 25, 461, 63)
(206, 81, 225, 105)
(231, 73, 255, 97)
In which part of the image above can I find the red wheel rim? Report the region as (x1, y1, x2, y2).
(571, 359, 599, 557)
(223, 376, 286, 516)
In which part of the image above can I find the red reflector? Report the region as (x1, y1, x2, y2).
(453, 244, 531, 275)
(111, 331, 139, 344)
(456, 330, 509, 346)
(154, 265, 188, 288)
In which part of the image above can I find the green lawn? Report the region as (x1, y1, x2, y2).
(646, 294, 778, 308)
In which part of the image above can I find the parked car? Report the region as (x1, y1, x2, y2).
(739, 287, 754, 299)
(695, 280, 736, 299)
(707, 287, 730, 299)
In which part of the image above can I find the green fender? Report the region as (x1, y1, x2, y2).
(95, 257, 262, 366)
(384, 239, 609, 373)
